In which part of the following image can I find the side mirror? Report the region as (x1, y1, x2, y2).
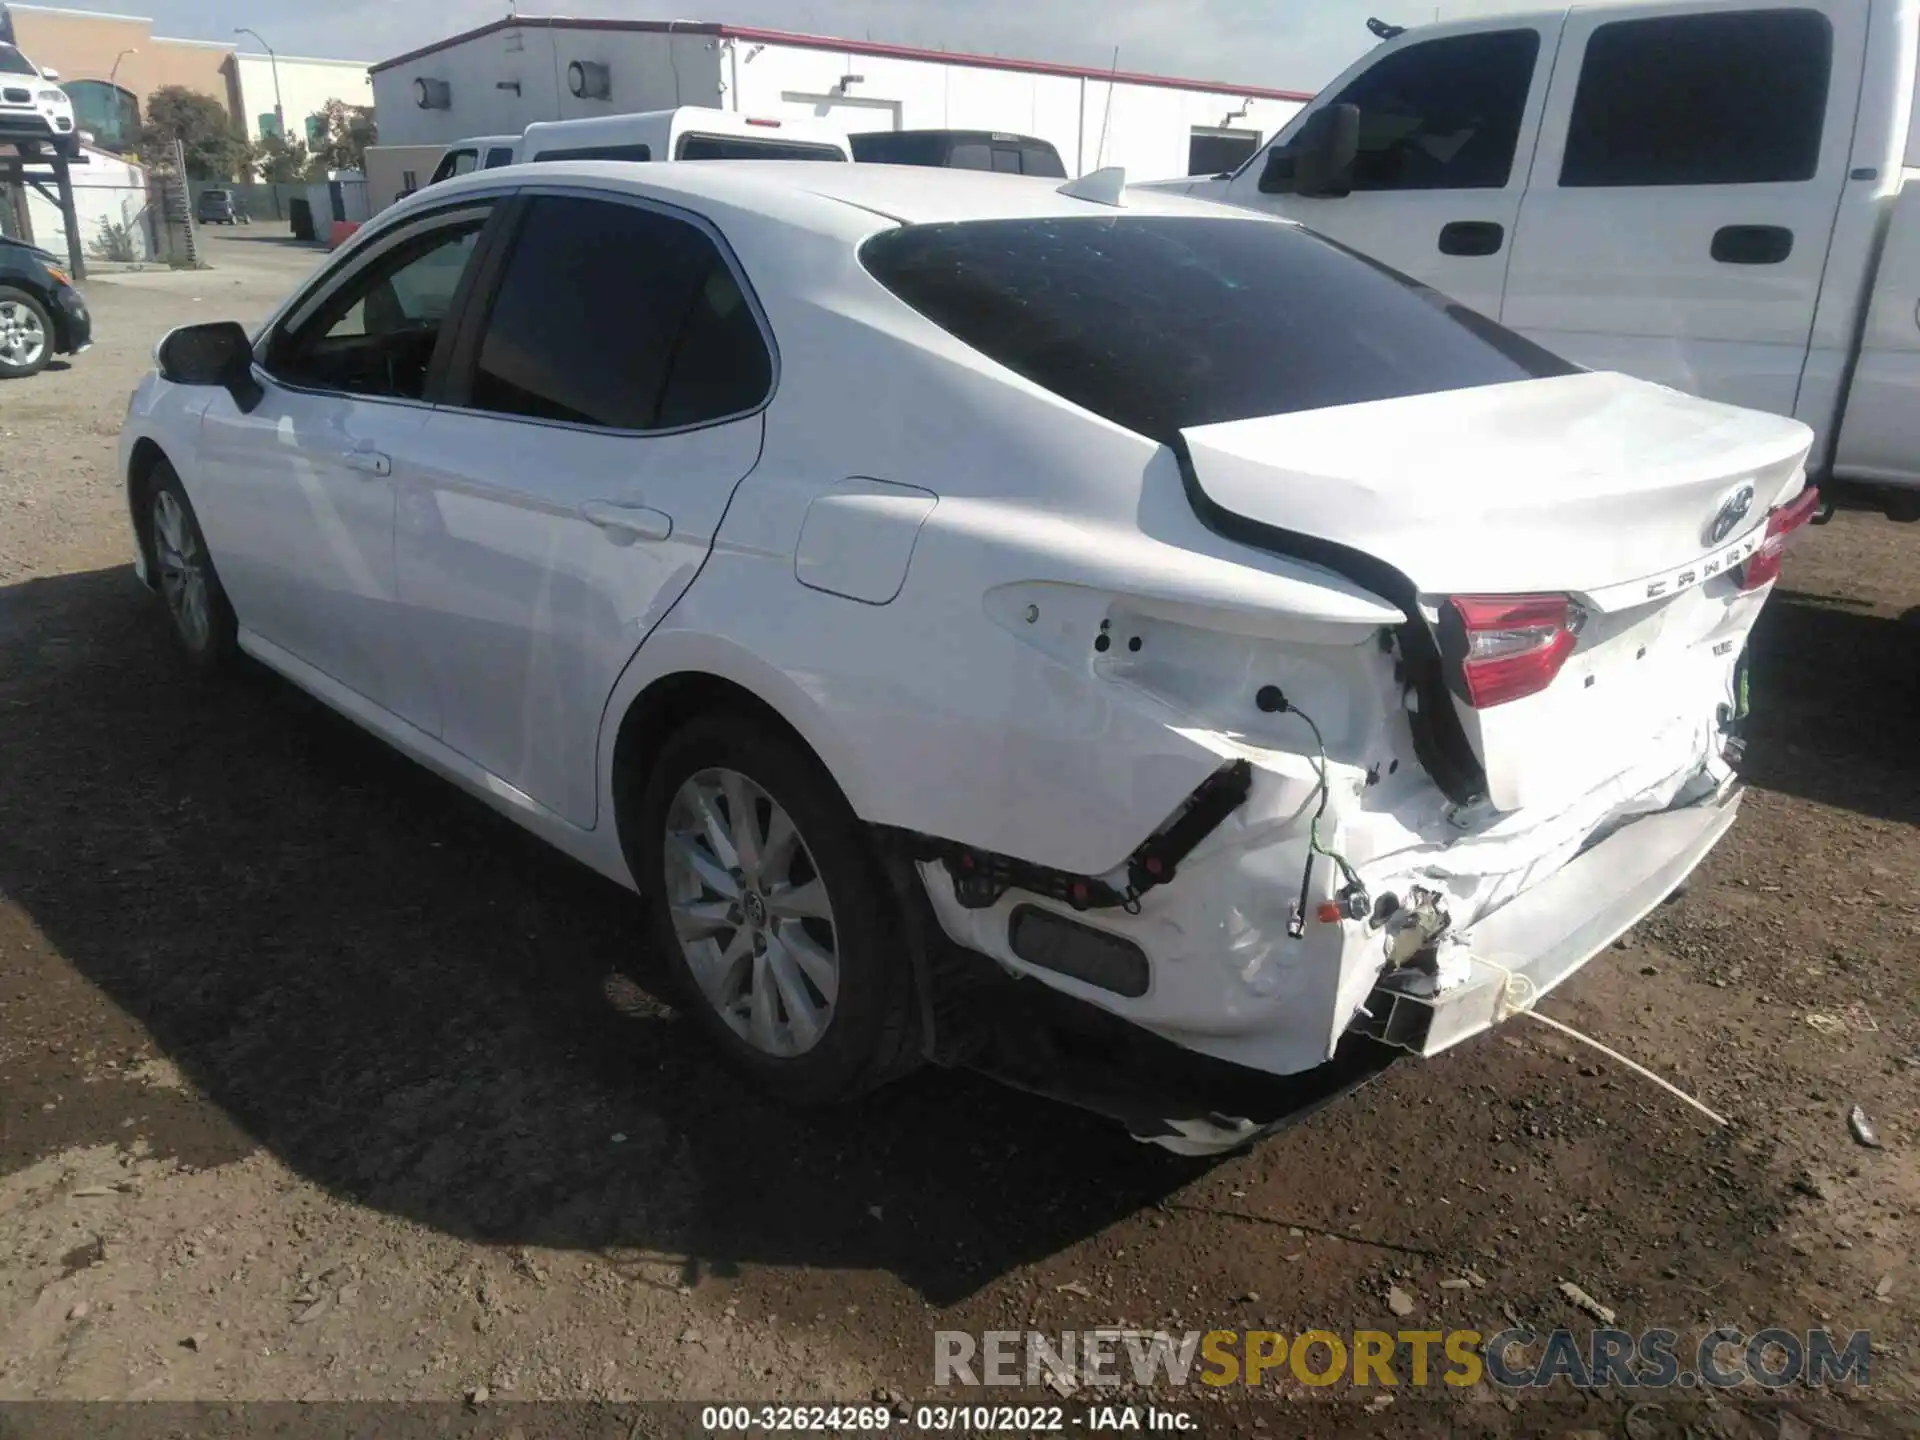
(40, 66, 59, 81)
(157, 321, 262, 412)
(1260, 102, 1360, 199)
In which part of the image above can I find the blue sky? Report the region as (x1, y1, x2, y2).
(32, 0, 1537, 91)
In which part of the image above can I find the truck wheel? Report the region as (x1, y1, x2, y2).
(632, 710, 917, 1105)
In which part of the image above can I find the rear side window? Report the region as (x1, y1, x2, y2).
(674, 133, 845, 161)
(464, 195, 770, 431)
(1560, 10, 1832, 187)
(484, 146, 515, 168)
(532, 142, 652, 162)
(861, 217, 1575, 445)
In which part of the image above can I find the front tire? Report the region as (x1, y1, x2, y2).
(145, 461, 237, 672)
(0, 286, 52, 378)
(632, 711, 916, 1105)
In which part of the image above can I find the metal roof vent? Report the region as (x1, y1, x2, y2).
(567, 59, 611, 100)
(413, 76, 451, 110)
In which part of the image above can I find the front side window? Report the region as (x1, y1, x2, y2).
(267, 215, 488, 399)
(861, 216, 1575, 445)
(463, 194, 771, 431)
(674, 132, 845, 161)
(1561, 10, 1831, 187)
(432, 149, 478, 184)
(1272, 30, 1540, 193)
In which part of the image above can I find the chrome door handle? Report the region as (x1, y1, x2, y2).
(580, 499, 673, 543)
(342, 448, 391, 477)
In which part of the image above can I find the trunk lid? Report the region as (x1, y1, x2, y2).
(1180, 371, 1815, 813)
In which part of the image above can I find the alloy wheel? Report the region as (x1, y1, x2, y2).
(662, 766, 840, 1058)
(152, 490, 212, 651)
(0, 299, 46, 370)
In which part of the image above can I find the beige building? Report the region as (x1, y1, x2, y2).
(6, 3, 370, 156)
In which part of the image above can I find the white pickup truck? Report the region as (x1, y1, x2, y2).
(1143, 0, 1920, 522)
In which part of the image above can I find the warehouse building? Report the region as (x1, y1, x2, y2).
(369, 16, 1310, 184)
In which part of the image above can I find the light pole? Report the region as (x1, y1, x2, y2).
(232, 27, 283, 140)
(108, 47, 137, 87)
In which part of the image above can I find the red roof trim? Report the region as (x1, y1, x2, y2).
(370, 14, 1314, 100)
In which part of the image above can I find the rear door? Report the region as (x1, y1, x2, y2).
(397, 189, 772, 828)
(1503, 2, 1866, 419)
(1220, 22, 1560, 317)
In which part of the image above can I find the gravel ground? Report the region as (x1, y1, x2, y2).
(1, 229, 1916, 1437)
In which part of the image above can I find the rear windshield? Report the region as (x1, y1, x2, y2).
(533, 142, 652, 162)
(201, 189, 229, 200)
(860, 216, 1576, 444)
(675, 132, 845, 161)
(0, 45, 37, 76)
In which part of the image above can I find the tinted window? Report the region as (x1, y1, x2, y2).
(850, 132, 942, 165)
(532, 142, 651, 162)
(674, 133, 844, 161)
(1270, 30, 1539, 192)
(484, 146, 516, 168)
(948, 141, 992, 171)
(861, 217, 1574, 445)
(466, 195, 770, 431)
(1021, 141, 1067, 178)
(1189, 129, 1259, 176)
(1561, 11, 1831, 187)
(990, 146, 1022, 174)
(269, 217, 487, 398)
(0, 45, 36, 76)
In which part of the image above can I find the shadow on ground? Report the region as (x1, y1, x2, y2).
(1742, 589, 1919, 827)
(0, 567, 1204, 1307)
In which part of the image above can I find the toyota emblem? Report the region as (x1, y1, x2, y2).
(1706, 483, 1756, 545)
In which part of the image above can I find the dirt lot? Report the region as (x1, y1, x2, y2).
(0, 229, 1916, 1435)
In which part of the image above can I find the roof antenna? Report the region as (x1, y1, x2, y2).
(1058, 166, 1126, 207)
(1367, 16, 1407, 40)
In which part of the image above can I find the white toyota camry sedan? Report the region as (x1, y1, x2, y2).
(120, 160, 1816, 1149)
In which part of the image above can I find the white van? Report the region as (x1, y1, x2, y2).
(520, 107, 850, 164)
(1145, 0, 1920, 521)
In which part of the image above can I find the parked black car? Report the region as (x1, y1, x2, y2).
(0, 233, 90, 378)
(195, 188, 248, 225)
(850, 129, 1068, 177)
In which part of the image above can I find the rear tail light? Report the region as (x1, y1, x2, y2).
(1447, 594, 1583, 708)
(1738, 485, 1820, 591)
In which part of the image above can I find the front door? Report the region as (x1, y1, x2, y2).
(1502, 1, 1864, 420)
(1221, 23, 1560, 318)
(398, 189, 773, 828)
(193, 203, 496, 724)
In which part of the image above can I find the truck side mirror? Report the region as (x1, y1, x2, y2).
(1260, 103, 1360, 199)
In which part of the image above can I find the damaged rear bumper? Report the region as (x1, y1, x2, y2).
(1355, 778, 1743, 1056)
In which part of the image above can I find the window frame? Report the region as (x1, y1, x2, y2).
(1556, 7, 1834, 189)
(254, 198, 509, 409)
(432, 183, 782, 439)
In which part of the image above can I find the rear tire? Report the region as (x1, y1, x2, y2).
(144, 460, 238, 672)
(631, 710, 917, 1105)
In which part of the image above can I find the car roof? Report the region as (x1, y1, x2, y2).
(419, 158, 1270, 234)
